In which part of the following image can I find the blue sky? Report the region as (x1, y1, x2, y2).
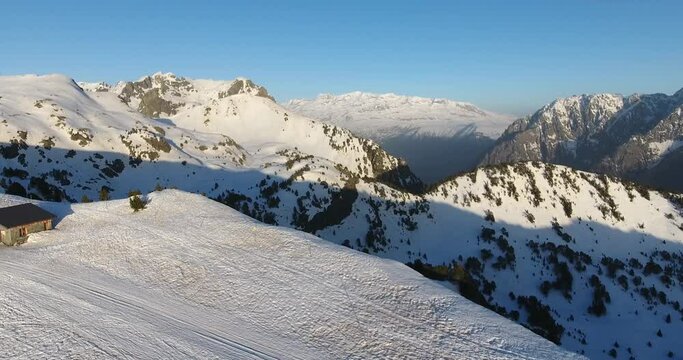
(1, 0, 681, 115)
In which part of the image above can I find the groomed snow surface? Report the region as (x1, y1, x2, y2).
(0, 191, 580, 359)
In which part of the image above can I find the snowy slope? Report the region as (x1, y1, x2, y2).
(0, 73, 420, 203)
(0, 190, 580, 359)
(286, 92, 514, 183)
(291, 161, 682, 359)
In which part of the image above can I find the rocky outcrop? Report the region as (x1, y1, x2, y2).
(221, 79, 274, 101)
(482, 89, 683, 191)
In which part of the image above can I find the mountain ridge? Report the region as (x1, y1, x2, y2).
(482, 87, 683, 192)
(286, 91, 514, 183)
(1, 73, 682, 359)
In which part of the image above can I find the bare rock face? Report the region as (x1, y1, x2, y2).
(115, 74, 275, 119)
(482, 89, 683, 191)
(223, 79, 275, 101)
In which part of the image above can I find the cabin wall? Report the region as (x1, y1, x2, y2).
(0, 230, 8, 246)
(0, 220, 52, 246)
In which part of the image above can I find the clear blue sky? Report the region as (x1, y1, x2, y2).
(1, 0, 682, 115)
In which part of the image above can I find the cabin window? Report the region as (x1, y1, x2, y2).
(19, 227, 27, 237)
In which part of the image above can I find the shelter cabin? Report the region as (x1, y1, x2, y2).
(0, 203, 55, 246)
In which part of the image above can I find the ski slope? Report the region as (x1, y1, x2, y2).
(0, 190, 580, 359)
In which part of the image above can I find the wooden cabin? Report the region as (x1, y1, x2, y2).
(0, 203, 55, 246)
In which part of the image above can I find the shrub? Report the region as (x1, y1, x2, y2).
(99, 187, 111, 201)
(480, 249, 493, 261)
(484, 209, 495, 222)
(587, 275, 610, 316)
(644, 260, 663, 276)
(601, 256, 625, 278)
(127, 189, 142, 197)
(81, 195, 92, 203)
(129, 194, 147, 212)
(559, 196, 572, 218)
(480, 227, 496, 242)
(6, 182, 27, 197)
(552, 262, 573, 299)
(516, 295, 564, 344)
(551, 220, 573, 242)
(617, 275, 629, 290)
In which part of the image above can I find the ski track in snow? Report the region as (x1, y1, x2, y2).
(0, 260, 284, 360)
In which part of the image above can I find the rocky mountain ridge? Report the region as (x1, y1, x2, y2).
(482, 89, 683, 192)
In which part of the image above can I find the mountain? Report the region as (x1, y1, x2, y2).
(1, 73, 682, 358)
(481, 89, 683, 192)
(286, 92, 513, 183)
(0, 73, 420, 202)
(0, 190, 579, 359)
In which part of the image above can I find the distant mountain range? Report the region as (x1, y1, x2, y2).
(289, 88, 683, 194)
(481, 89, 683, 192)
(286, 92, 513, 183)
(1, 73, 682, 359)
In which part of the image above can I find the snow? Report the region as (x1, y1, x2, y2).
(313, 162, 683, 359)
(285, 92, 514, 139)
(649, 139, 683, 159)
(76, 81, 111, 92)
(0, 74, 413, 200)
(0, 190, 579, 359)
(540, 94, 624, 133)
(285, 92, 515, 182)
(2, 73, 682, 358)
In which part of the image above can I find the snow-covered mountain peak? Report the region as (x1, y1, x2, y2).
(0, 72, 422, 200)
(483, 87, 683, 192)
(3, 74, 85, 94)
(3, 73, 73, 83)
(148, 71, 178, 79)
(77, 81, 111, 92)
(108, 73, 276, 118)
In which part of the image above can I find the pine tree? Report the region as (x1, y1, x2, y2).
(99, 187, 110, 201)
(127, 189, 142, 197)
(129, 195, 147, 212)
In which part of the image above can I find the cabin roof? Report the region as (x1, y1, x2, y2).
(0, 203, 55, 229)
